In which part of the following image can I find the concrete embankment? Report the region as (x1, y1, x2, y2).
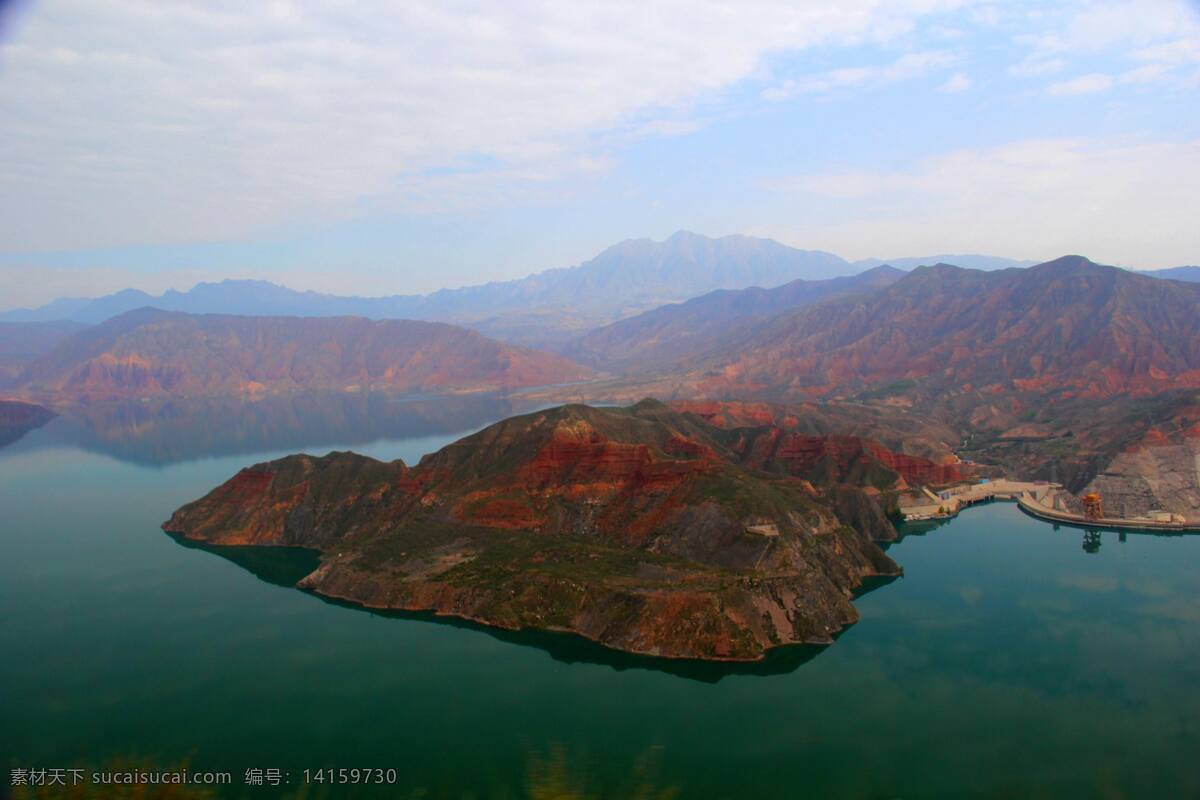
(1015, 493, 1200, 533)
(901, 477, 1200, 532)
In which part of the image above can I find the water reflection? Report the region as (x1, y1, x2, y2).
(901, 502, 1191, 556)
(0, 403, 55, 448)
(168, 534, 902, 684)
(885, 515, 953, 548)
(9, 392, 531, 465)
(167, 533, 321, 588)
(310, 596, 840, 684)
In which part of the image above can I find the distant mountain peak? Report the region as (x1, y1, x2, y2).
(108, 288, 155, 299)
(1032, 254, 1105, 272)
(902, 262, 974, 282)
(855, 253, 1037, 272)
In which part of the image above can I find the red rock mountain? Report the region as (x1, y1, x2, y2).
(564, 265, 904, 372)
(668, 400, 963, 464)
(162, 400, 969, 660)
(16, 308, 592, 402)
(601, 256, 1200, 401)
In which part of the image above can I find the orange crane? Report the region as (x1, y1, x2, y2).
(1082, 492, 1104, 521)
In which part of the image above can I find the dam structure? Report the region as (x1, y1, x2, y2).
(899, 479, 1199, 533)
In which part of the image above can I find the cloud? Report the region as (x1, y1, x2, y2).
(0, 0, 970, 253)
(763, 50, 958, 99)
(1015, 0, 1200, 89)
(1119, 63, 1172, 84)
(762, 136, 1200, 268)
(1047, 73, 1114, 95)
(1029, 0, 1200, 54)
(938, 72, 972, 92)
(1008, 55, 1066, 78)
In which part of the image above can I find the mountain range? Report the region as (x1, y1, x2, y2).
(2, 232, 850, 334)
(10, 308, 590, 403)
(0, 232, 1046, 347)
(5, 232, 1190, 353)
(852, 254, 1037, 271)
(564, 265, 904, 372)
(1140, 265, 1200, 282)
(558, 256, 1200, 403)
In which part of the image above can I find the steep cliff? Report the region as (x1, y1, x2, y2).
(1080, 406, 1200, 521)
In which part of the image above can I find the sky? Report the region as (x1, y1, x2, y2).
(1, 0, 1198, 309)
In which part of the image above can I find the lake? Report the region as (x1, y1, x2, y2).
(3, 395, 1199, 798)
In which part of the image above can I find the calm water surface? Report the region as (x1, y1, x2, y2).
(3, 397, 1200, 798)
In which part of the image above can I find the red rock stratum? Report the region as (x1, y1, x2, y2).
(161, 400, 955, 661)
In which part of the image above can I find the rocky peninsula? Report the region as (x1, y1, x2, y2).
(162, 400, 970, 661)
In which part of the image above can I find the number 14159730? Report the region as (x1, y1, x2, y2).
(303, 768, 398, 785)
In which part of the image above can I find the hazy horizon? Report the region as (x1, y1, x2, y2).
(0, 228, 1191, 314)
(2, 1, 1198, 307)
(0, 227, 1039, 310)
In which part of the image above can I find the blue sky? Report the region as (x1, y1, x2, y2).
(1, 0, 1198, 308)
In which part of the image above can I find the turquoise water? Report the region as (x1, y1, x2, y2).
(3, 399, 1200, 798)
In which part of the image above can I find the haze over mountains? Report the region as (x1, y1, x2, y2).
(1, 232, 1044, 343)
(6, 232, 1190, 357)
(11, 309, 590, 403)
(3, 232, 844, 327)
(1142, 266, 1200, 282)
(851, 254, 1036, 271)
(0, 320, 90, 382)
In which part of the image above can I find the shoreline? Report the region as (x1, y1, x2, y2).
(1014, 494, 1200, 533)
(901, 477, 1200, 533)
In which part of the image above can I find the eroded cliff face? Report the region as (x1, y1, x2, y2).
(1083, 421, 1200, 521)
(947, 391, 1200, 519)
(668, 400, 963, 464)
(165, 401, 917, 661)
